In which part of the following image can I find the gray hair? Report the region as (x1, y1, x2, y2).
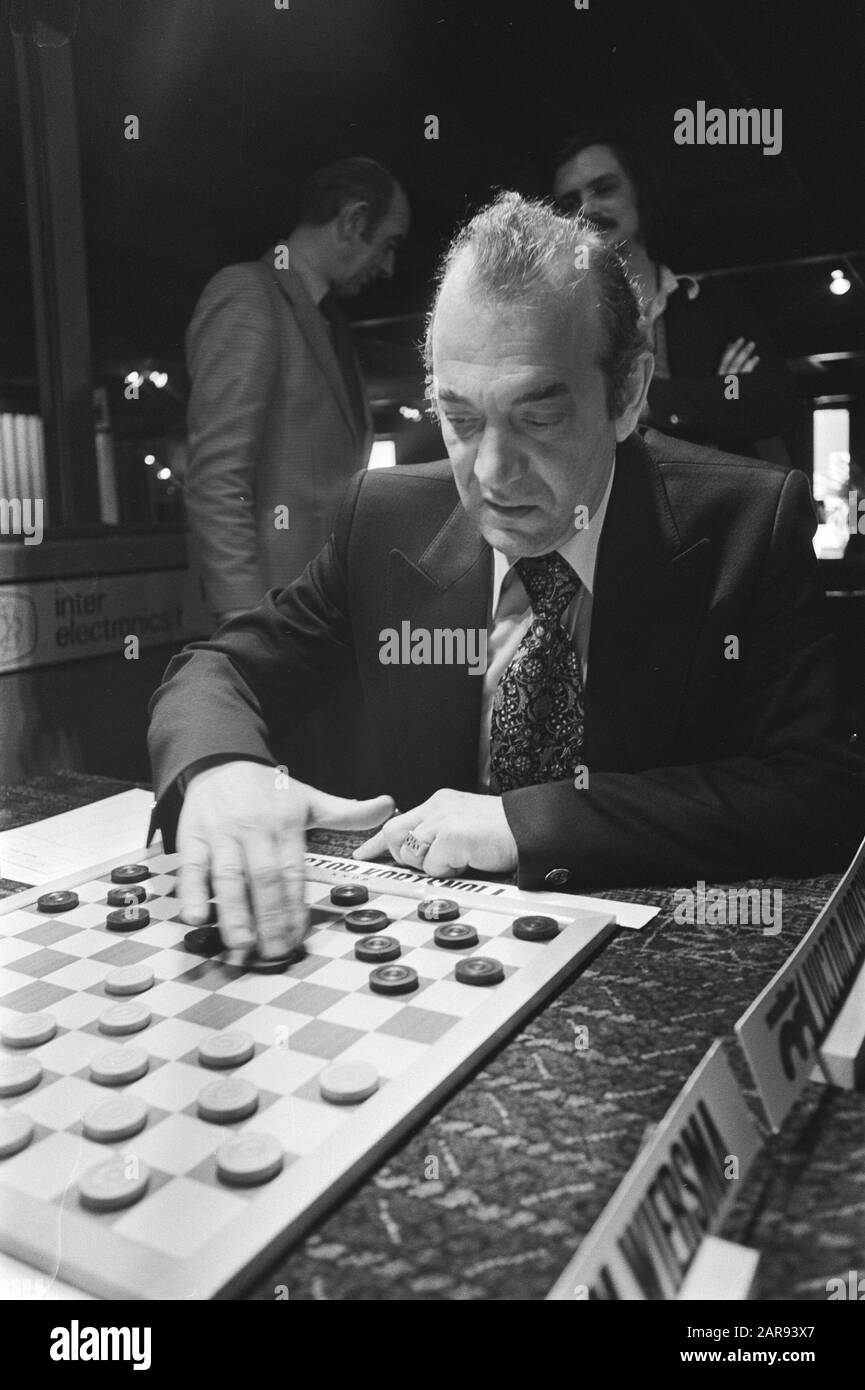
(423, 190, 648, 417)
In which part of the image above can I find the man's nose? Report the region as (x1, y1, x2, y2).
(474, 428, 522, 491)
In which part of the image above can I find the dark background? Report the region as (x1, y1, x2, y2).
(1, 0, 863, 410)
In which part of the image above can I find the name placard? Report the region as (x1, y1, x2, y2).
(735, 835, 865, 1131)
(546, 1042, 761, 1300)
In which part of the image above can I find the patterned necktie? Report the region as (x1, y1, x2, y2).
(489, 552, 585, 793)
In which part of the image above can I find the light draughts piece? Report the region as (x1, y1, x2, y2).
(0, 1056, 42, 1097)
(0, 1112, 34, 1158)
(83, 1095, 149, 1144)
(198, 1076, 259, 1123)
(104, 963, 155, 997)
(1, 1013, 57, 1048)
(79, 1158, 150, 1212)
(98, 1002, 152, 1036)
(320, 1060, 380, 1105)
(90, 1045, 149, 1086)
(217, 1133, 284, 1187)
(199, 1031, 255, 1069)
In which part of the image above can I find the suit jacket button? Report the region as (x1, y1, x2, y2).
(545, 868, 571, 887)
(669, 414, 680, 425)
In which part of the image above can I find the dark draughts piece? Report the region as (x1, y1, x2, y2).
(247, 944, 306, 974)
(110, 864, 152, 885)
(343, 908, 390, 934)
(36, 890, 79, 914)
(106, 884, 148, 908)
(455, 956, 505, 987)
(330, 884, 369, 907)
(434, 923, 479, 950)
(184, 926, 223, 956)
(369, 963, 419, 996)
(418, 898, 460, 922)
(106, 907, 151, 932)
(512, 914, 560, 942)
(355, 935, 401, 963)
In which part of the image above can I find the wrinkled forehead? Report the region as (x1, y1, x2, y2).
(431, 249, 603, 370)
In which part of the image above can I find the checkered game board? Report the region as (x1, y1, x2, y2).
(0, 849, 615, 1299)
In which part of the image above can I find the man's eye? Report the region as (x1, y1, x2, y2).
(523, 416, 564, 430)
(444, 416, 478, 431)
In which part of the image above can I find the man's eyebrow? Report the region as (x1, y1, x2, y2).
(513, 383, 570, 406)
(437, 384, 570, 407)
(437, 387, 473, 405)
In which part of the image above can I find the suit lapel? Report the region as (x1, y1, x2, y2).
(585, 434, 713, 770)
(263, 254, 361, 445)
(383, 502, 490, 800)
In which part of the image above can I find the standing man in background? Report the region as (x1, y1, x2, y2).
(550, 131, 795, 461)
(183, 157, 410, 625)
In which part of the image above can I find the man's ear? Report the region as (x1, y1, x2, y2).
(335, 200, 370, 243)
(614, 351, 654, 442)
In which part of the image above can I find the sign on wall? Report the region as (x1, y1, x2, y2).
(0, 571, 188, 673)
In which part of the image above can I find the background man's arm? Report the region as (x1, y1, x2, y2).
(185, 265, 279, 617)
(646, 287, 796, 448)
(504, 469, 865, 888)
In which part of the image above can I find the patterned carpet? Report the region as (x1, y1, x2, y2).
(2, 777, 862, 1299)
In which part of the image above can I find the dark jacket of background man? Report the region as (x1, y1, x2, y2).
(149, 430, 865, 890)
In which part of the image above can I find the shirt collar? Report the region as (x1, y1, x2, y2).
(491, 459, 616, 614)
(285, 246, 331, 306)
(658, 263, 700, 304)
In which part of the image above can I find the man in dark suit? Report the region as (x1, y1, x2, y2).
(149, 193, 864, 961)
(551, 132, 796, 459)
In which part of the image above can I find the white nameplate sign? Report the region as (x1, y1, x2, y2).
(547, 1041, 761, 1300)
(735, 834, 865, 1131)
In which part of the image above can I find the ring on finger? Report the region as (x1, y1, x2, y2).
(401, 830, 432, 864)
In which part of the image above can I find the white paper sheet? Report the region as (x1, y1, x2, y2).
(0, 789, 156, 886)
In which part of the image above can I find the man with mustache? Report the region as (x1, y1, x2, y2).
(149, 193, 863, 961)
(551, 132, 795, 461)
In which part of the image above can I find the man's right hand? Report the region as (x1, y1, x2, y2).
(177, 760, 395, 959)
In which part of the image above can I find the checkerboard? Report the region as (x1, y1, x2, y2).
(0, 848, 615, 1299)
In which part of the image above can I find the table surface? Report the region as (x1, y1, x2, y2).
(2, 773, 863, 1301)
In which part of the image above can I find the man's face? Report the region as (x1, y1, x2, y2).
(552, 145, 641, 248)
(432, 254, 618, 561)
(336, 187, 411, 296)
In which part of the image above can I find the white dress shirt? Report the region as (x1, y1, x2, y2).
(477, 461, 616, 789)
